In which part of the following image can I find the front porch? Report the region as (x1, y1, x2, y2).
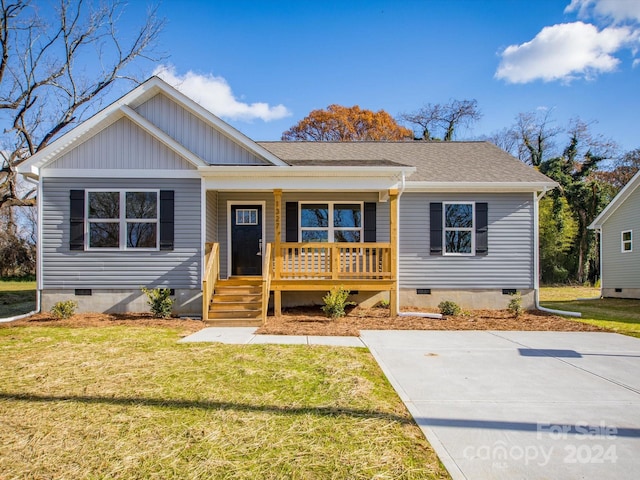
(202, 188, 400, 324)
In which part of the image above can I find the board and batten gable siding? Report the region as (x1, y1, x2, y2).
(601, 184, 640, 288)
(41, 177, 201, 289)
(48, 117, 195, 170)
(135, 93, 270, 166)
(399, 192, 534, 289)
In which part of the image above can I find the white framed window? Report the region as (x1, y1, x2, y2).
(86, 189, 159, 250)
(236, 208, 258, 225)
(622, 230, 632, 253)
(443, 202, 475, 255)
(300, 202, 363, 242)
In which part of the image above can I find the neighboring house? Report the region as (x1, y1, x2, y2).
(589, 170, 640, 299)
(18, 77, 556, 323)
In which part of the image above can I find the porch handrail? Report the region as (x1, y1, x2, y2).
(202, 242, 220, 321)
(261, 243, 272, 322)
(275, 242, 393, 280)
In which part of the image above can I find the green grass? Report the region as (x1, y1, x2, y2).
(0, 280, 36, 317)
(0, 325, 449, 479)
(540, 286, 640, 338)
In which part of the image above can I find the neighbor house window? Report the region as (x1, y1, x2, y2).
(622, 230, 632, 252)
(300, 202, 362, 242)
(444, 202, 474, 255)
(87, 190, 158, 249)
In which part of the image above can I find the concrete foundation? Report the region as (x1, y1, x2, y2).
(41, 289, 202, 316)
(602, 288, 640, 300)
(400, 288, 535, 310)
(277, 290, 388, 309)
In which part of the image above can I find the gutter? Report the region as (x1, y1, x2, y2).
(1, 176, 42, 322)
(395, 171, 443, 320)
(532, 188, 581, 318)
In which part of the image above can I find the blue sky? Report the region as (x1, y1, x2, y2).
(117, 0, 639, 153)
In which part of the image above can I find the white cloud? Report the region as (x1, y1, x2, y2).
(495, 21, 638, 83)
(153, 65, 291, 122)
(566, 0, 640, 23)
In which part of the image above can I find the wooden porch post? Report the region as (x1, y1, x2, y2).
(273, 189, 282, 316)
(389, 188, 399, 317)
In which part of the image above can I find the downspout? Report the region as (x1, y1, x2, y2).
(0, 175, 41, 323)
(533, 188, 581, 317)
(397, 171, 443, 319)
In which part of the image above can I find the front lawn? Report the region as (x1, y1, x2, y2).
(0, 324, 449, 479)
(540, 286, 640, 338)
(0, 279, 36, 317)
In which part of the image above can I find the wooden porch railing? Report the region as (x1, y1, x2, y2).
(273, 242, 392, 280)
(202, 242, 219, 321)
(261, 243, 272, 321)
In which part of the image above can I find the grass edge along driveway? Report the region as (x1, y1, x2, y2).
(540, 286, 640, 338)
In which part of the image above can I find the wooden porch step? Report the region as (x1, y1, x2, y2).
(204, 318, 263, 327)
(207, 309, 261, 319)
(209, 301, 262, 311)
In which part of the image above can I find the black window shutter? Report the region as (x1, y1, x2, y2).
(285, 202, 298, 242)
(476, 202, 488, 256)
(429, 202, 443, 255)
(364, 202, 376, 242)
(69, 190, 85, 250)
(159, 190, 174, 250)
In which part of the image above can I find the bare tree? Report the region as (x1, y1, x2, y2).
(0, 0, 163, 209)
(513, 110, 562, 166)
(399, 99, 481, 141)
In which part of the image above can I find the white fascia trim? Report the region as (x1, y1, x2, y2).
(403, 181, 558, 193)
(198, 165, 415, 178)
(589, 169, 640, 230)
(119, 105, 207, 167)
(41, 169, 200, 179)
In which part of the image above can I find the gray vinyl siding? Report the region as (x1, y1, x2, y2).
(601, 185, 640, 288)
(41, 177, 201, 289)
(206, 190, 218, 243)
(136, 93, 269, 165)
(399, 192, 534, 289)
(49, 117, 195, 170)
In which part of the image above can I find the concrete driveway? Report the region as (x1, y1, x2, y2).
(360, 330, 640, 480)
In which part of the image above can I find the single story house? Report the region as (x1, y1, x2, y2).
(18, 77, 557, 324)
(589, 169, 640, 299)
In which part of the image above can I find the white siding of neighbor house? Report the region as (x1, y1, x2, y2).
(41, 177, 201, 289)
(48, 117, 196, 170)
(601, 185, 640, 289)
(135, 93, 270, 165)
(399, 192, 534, 289)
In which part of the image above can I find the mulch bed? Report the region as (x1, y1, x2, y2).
(2, 307, 606, 338)
(256, 306, 606, 337)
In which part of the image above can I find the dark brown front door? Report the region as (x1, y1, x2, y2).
(231, 205, 262, 276)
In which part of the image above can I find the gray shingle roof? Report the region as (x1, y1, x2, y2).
(257, 141, 554, 184)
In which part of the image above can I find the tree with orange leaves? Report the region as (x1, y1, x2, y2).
(282, 104, 413, 141)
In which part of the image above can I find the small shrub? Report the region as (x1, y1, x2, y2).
(141, 287, 174, 319)
(508, 292, 524, 318)
(322, 286, 355, 319)
(438, 300, 461, 316)
(51, 300, 78, 319)
(377, 299, 390, 309)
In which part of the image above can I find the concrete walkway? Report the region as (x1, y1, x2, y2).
(179, 327, 365, 347)
(180, 327, 640, 479)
